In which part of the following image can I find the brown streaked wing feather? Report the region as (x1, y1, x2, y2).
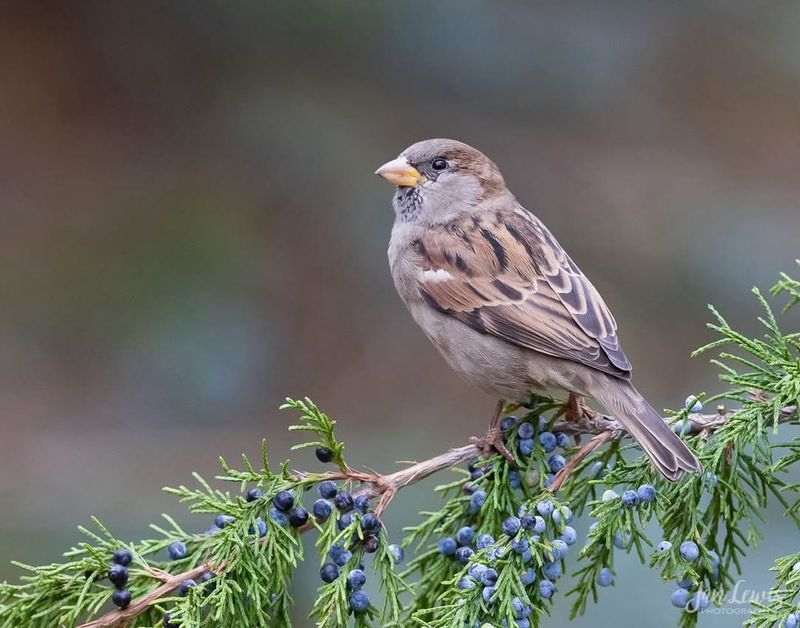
(529, 219, 631, 371)
(413, 208, 632, 378)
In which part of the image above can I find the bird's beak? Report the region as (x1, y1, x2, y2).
(374, 156, 425, 187)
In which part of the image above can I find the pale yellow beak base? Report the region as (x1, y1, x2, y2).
(375, 156, 425, 187)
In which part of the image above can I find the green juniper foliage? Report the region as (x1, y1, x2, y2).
(0, 263, 798, 628)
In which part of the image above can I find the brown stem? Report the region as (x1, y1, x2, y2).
(79, 563, 212, 628)
(551, 404, 797, 436)
(548, 431, 613, 493)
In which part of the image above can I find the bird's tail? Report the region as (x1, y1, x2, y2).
(594, 380, 701, 481)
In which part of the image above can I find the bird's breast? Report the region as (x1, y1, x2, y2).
(388, 225, 428, 305)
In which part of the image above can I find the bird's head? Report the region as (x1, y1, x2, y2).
(375, 139, 509, 225)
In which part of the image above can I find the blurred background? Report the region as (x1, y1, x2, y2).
(1, 1, 799, 625)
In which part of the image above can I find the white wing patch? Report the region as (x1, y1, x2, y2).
(420, 268, 454, 283)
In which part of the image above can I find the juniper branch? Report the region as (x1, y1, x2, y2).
(551, 403, 797, 438)
(72, 398, 797, 628)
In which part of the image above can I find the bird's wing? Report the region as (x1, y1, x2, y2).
(410, 207, 632, 378)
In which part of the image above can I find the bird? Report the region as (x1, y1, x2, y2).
(375, 138, 701, 481)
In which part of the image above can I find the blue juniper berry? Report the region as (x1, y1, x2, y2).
(561, 526, 577, 546)
(468, 563, 487, 580)
(680, 541, 700, 562)
(388, 544, 404, 563)
(347, 569, 366, 590)
(317, 480, 338, 499)
(552, 506, 572, 525)
(107, 564, 128, 589)
(671, 588, 690, 608)
(353, 495, 370, 514)
(621, 490, 640, 508)
(502, 516, 521, 536)
(361, 513, 381, 533)
(111, 589, 131, 609)
(596, 567, 613, 587)
(539, 579, 555, 599)
(548, 455, 566, 473)
(469, 490, 487, 514)
(320, 563, 340, 583)
(517, 422, 535, 439)
(272, 490, 294, 512)
(336, 512, 355, 531)
(637, 484, 656, 502)
(112, 549, 133, 567)
(455, 546, 474, 564)
(676, 576, 693, 589)
(244, 487, 263, 502)
(315, 447, 334, 463)
(500, 416, 518, 431)
(269, 506, 288, 526)
(288, 507, 309, 528)
(313, 498, 332, 520)
(536, 500, 554, 517)
(167, 541, 187, 560)
(517, 439, 535, 457)
(539, 431, 557, 452)
(334, 491, 354, 512)
(215, 514, 235, 529)
(457, 576, 476, 590)
(520, 567, 536, 586)
(362, 535, 380, 553)
(480, 568, 498, 586)
(543, 561, 562, 580)
(456, 526, 475, 546)
(685, 396, 703, 413)
(438, 537, 457, 555)
(349, 590, 370, 613)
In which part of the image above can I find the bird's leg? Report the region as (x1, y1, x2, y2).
(470, 399, 516, 466)
(565, 393, 593, 422)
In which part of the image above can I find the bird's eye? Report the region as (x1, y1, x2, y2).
(431, 158, 448, 171)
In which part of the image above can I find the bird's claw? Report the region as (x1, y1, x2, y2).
(469, 427, 516, 467)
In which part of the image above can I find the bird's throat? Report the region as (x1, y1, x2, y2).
(393, 187, 423, 223)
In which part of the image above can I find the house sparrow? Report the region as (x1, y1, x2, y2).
(376, 138, 701, 481)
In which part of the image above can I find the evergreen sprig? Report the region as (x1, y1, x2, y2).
(771, 259, 800, 313)
(284, 397, 349, 470)
(746, 551, 800, 627)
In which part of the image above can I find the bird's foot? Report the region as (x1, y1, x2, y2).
(468, 399, 517, 466)
(469, 427, 516, 467)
